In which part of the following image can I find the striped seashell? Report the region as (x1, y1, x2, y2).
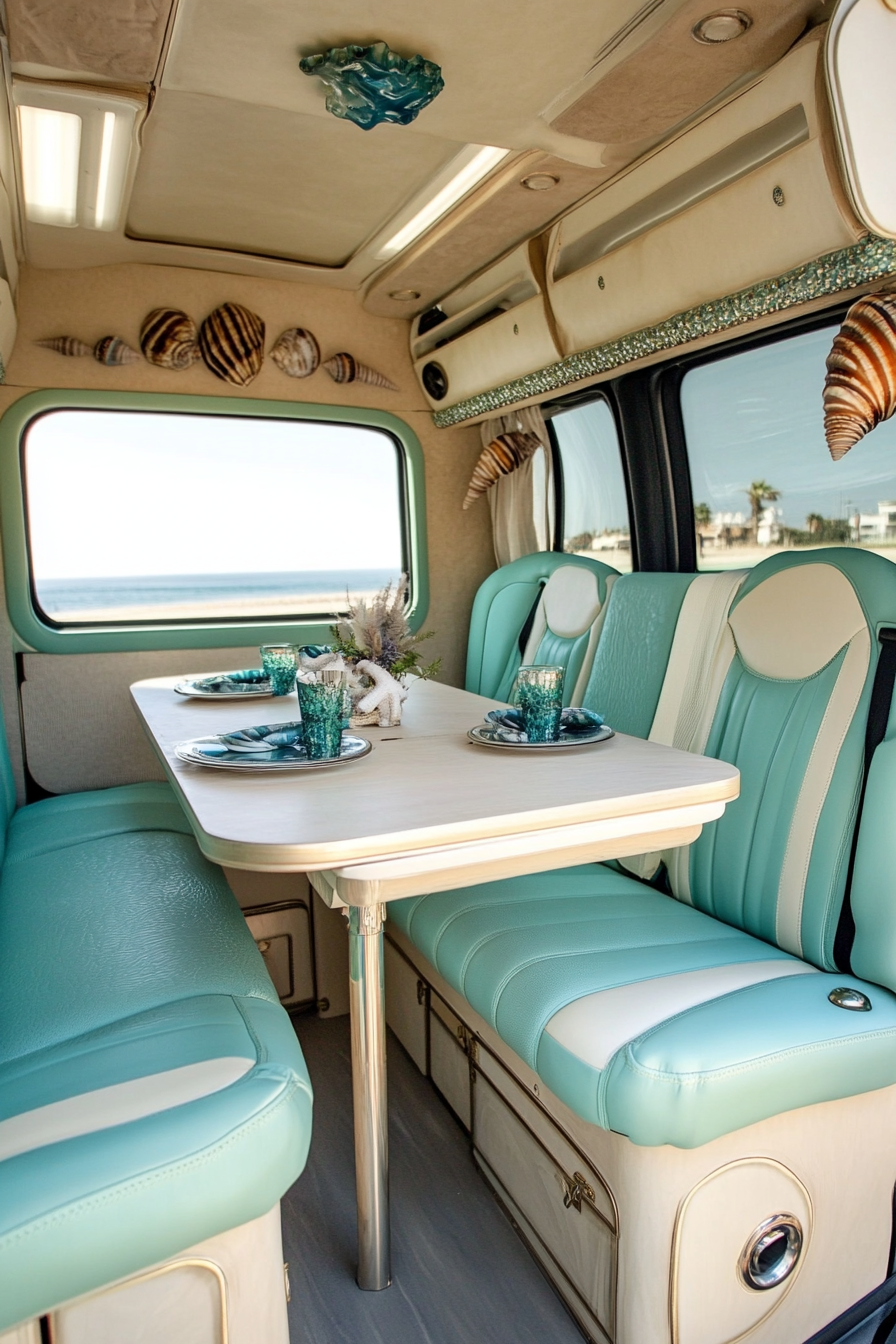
(323, 352, 398, 391)
(463, 432, 541, 509)
(199, 303, 265, 386)
(35, 337, 93, 357)
(270, 327, 320, 379)
(93, 336, 142, 366)
(824, 293, 896, 461)
(140, 308, 201, 370)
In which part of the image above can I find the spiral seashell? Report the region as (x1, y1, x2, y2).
(323, 352, 398, 391)
(199, 302, 265, 386)
(93, 336, 142, 366)
(35, 337, 93, 357)
(463, 431, 542, 509)
(270, 327, 320, 379)
(824, 293, 896, 460)
(140, 308, 201, 370)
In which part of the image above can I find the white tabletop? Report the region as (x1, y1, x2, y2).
(131, 676, 740, 902)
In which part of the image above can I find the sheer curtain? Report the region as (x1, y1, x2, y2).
(479, 405, 554, 567)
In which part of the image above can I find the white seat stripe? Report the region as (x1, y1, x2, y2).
(0, 1057, 254, 1162)
(544, 960, 817, 1071)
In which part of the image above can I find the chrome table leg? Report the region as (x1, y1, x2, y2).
(348, 903, 391, 1290)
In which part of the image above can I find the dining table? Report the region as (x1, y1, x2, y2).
(130, 674, 740, 1293)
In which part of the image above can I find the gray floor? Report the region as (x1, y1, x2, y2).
(282, 1014, 585, 1344)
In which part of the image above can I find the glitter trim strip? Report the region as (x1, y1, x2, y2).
(431, 235, 896, 428)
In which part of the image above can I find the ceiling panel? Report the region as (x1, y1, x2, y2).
(127, 91, 463, 266)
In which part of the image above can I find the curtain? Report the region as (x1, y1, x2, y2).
(479, 405, 554, 567)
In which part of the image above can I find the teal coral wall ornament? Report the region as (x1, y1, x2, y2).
(299, 41, 444, 129)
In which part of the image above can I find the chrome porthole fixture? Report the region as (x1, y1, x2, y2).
(692, 9, 753, 43)
(521, 173, 560, 192)
(739, 1214, 803, 1291)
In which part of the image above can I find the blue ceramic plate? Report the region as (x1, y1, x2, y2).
(174, 669, 276, 699)
(175, 729, 371, 771)
(468, 722, 614, 751)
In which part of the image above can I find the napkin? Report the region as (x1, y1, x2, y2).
(219, 721, 305, 753)
(485, 706, 604, 738)
(195, 668, 269, 692)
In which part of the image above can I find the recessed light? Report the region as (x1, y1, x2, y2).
(692, 10, 752, 43)
(521, 173, 560, 192)
(375, 145, 509, 259)
(389, 289, 421, 301)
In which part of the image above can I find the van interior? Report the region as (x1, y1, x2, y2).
(2, 2, 896, 1342)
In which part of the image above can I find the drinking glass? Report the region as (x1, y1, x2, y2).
(516, 665, 565, 742)
(260, 644, 297, 696)
(297, 672, 345, 759)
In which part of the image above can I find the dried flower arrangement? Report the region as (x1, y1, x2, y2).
(330, 574, 441, 682)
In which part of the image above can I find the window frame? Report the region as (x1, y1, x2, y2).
(0, 389, 429, 654)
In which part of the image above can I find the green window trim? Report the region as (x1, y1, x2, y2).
(0, 389, 430, 654)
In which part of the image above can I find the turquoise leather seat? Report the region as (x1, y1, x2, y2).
(392, 550, 896, 1147)
(0, 782, 313, 1331)
(465, 552, 618, 702)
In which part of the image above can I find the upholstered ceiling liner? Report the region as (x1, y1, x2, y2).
(552, 0, 814, 145)
(7, 0, 172, 82)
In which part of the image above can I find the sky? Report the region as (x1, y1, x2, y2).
(682, 324, 896, 527)
(25, 410, 405, 579)
(553, 399, 630, 538)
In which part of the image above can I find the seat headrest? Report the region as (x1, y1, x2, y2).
(729, 562, 866, 679)
(542, 565, 603, 638)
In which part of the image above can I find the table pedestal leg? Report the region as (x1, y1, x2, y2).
(348, 903, 391, 1290)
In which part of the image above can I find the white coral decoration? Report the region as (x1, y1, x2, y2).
(354, 659, 407, 727)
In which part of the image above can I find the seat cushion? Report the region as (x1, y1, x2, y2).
(0, 783, 313, 1329)
(389, 865, 896, 1148)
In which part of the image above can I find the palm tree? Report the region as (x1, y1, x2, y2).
(806, 512, 824, 536)
(694, 502, 712, 526)
(746, 480, 781, 541)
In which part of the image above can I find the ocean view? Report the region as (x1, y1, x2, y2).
(36, 569, 402, 621)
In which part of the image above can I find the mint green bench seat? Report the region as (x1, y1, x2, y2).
(465, 551, 618, 703)
(0, 782, 313, 1331)
(392, 550, 896, 1148)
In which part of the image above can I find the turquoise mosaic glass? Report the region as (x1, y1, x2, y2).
(260, 644, 297, 696)
(297, 680, 345, 759)
(516, 665, 564, 743)
(299, 42, 444, 130)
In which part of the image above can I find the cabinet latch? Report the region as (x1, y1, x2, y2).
(562, 1171, 595, 1213)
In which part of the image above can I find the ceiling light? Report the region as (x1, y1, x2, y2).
(376, 144, 509, 259)
(14, 83, 143, 232)
(18, 106, 81, 226)
(521, 173, 560, 192)
(692, 10, 752, 43)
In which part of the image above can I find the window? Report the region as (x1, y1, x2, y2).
(682, 323, 896, 570)
(550, 398, 631, 572)
(0, 394, 427, 651)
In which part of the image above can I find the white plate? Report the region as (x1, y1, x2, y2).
(175, 732, 371, 771)
(174, 669, 276, 699)
(467, 723, 614, 751)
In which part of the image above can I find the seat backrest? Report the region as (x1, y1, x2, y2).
(665, 550, 896, 970)
(845, 670, 896, 993)
(465, 552, 617, 702)
(519, 564, 612, 706)
(0, 693, 17, 864)
(578, 572, 693, 737)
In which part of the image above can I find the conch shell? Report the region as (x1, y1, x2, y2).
(93, 336, 142, 366)
(323, 352, 398, 390)
(824, 293, 896, 460)
(270, 327, 320, 379)
(35, 337, 93, 357)
(199, 302, 265, 386)
(463, 431, 542, 509)
(140, 308, 201, 370)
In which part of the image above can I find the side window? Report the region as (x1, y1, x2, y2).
(19, 406, 411, 629)
(550, 399, 632, 573)
(682, 324, 896, 571)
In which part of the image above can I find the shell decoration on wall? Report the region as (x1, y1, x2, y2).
(199, 302, 265, 386)
(93, 336, 142, 366)
(270, 327, 320, 379)
(463, 431, 542, 509)
(35, 337, 94, 357)
(323, 351, 398, 390)
(824, 292, 896, 460)
(140, 308, 201, 370)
